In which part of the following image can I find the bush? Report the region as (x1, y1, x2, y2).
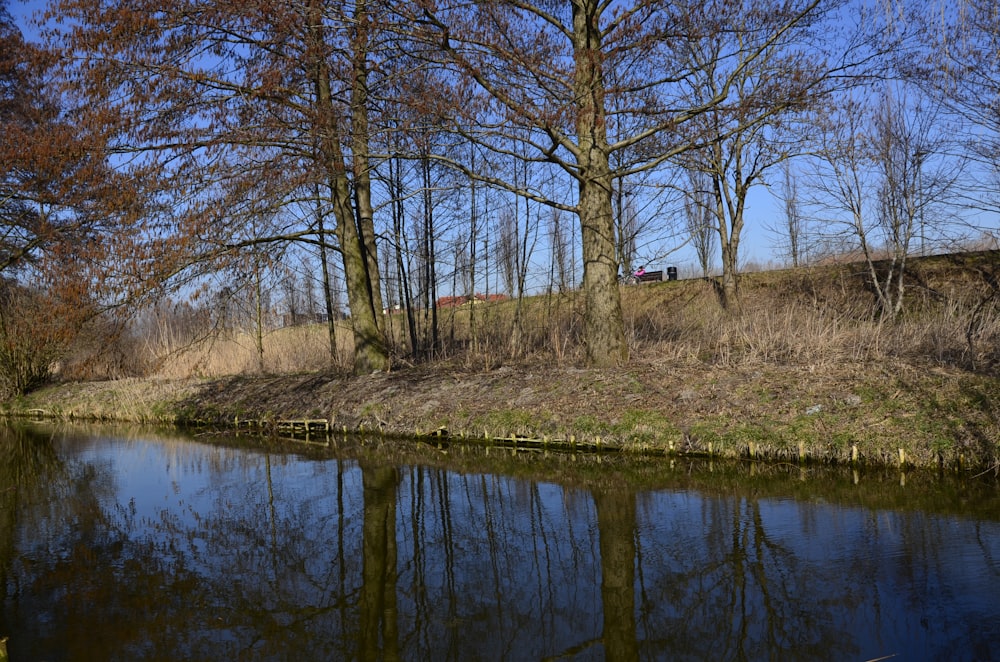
(0, 283, 70, 398)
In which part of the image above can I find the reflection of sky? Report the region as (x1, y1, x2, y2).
(12, 430, 1000, 660)
(634, 490, 1000, 660)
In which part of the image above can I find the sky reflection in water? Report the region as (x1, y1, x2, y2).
(2, 423, 999, 661)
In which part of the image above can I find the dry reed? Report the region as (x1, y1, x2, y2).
(145, 255, 1000, 380)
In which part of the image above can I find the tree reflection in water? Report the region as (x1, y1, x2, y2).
(1, 423, 999, 660)
(360, 463, 399, 662)
(594, 487, 638, 661)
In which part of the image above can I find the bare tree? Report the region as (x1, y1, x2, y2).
(251, 256, 268, 373)
(310, 186, 340, 366)
(418, 146, 440, 356)
(777, 161, 807, 268)
(615, 184, 640, 279)
(496, 209, 518, 299)
(453, 233, 472, 300)
(395, 164, 419, 358)
(869, 88, 926, 315)
(912, 0, 1000, 221)
(685, 170, 717, 278)
(670, 0, 877, 307)
(413, 0, 866, 359)
(307, 0, 386, 371)
(809, 86, 953, 316)
(549, 208, 572, 293)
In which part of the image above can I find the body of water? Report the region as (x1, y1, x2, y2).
(1, 422, 998, 660)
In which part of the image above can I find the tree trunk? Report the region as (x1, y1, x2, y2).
(350, 0, 384, 328)
(308, 0, 387, 374)
(719, 234, 739, 309)
(389, 156, 420, 358)
(253, 255, 265, 373)
(573, 0, 627, 367)
(334, 185, 388, 373)
(314, 188, 339, 367)
(421, 150, 439, 357)
(713, 164, 743, 310)
(594, 488, 639, 662)
(468, 152, 479, 350)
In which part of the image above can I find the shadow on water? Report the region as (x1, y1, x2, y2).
(1, 421, 999, 661)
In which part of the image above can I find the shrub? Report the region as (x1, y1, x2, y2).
(0, 283, 69, 398)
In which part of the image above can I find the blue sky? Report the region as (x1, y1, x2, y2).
(9, 0, 45, 35)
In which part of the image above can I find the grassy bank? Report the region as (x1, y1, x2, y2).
(3, 357, 998, 471)
(3, 252, 1000, 471)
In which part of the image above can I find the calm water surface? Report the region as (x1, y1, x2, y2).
(1, 422, 999, 661)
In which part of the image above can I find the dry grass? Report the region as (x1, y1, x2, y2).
(9, 377, 203, 423)
(144, 251, 1000, 380)
(151, 322, 353, 378)
(620, 263, 1000, 377)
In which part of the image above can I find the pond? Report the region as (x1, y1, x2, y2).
(1, 422, 999, 661)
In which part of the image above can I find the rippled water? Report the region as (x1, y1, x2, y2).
(1, 422, 998, 660)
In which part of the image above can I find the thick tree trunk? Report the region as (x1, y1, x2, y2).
(360, 463, 399, 661)
(579, 171, 627, 366)
(595, 488, 639, 662)
(308, 0, 387, 374)
(333, 187, 388, 373)
(350, 0, 384, 327)
(573, 0, 627, 367)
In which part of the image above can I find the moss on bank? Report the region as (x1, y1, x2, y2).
(2, 359, 998, 472)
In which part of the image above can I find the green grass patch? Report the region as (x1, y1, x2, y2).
(570, 410, 682, 446)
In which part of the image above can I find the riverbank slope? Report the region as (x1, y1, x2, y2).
(3, 355, 998, 470)
(4, 251, 1000, 470)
